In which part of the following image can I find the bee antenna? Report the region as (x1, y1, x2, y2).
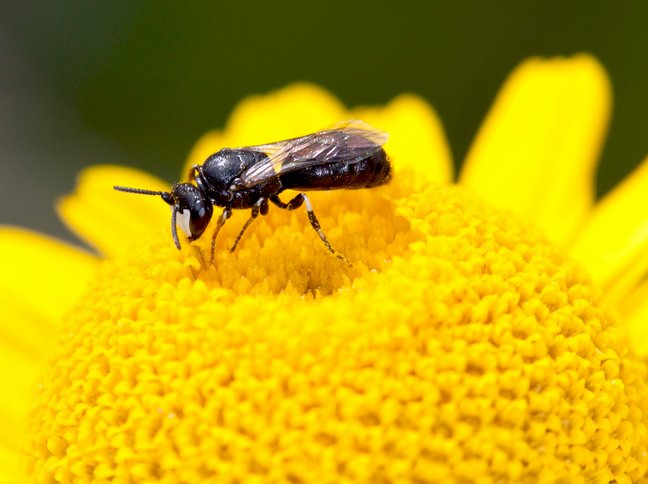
(170, 205, 181, 250)
(114, 185, 167, 196)
(114, 185, 175, 205)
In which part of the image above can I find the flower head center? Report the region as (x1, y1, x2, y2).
(139, 188, 416, 297)
(26, 183, 648, 482)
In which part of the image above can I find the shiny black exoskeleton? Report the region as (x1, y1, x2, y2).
(114, 120, 391, 263)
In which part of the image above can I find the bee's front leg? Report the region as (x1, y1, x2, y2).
(210, 206, 232, 262)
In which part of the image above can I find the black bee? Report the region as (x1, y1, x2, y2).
(114, 120, 391, 262)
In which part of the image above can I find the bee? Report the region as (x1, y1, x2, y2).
(114, 120, 391, 262)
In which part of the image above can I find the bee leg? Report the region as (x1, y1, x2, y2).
(210, 207, 232, 262)
(230, 198, 268, 253)
(270, 194, 349, 264)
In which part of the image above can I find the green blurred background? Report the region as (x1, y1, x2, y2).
(1, 1, 646, 242)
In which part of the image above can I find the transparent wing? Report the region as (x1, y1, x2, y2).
(237, 120, 389, 189)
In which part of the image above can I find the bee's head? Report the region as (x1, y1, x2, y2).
(114, 183, 213, 249)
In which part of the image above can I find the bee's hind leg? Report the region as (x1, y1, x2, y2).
(270, 193, 349, 264)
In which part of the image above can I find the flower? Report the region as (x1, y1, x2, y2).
(2, 54, 648, 481)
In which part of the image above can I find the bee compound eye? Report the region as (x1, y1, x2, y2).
(188, 202, 213, 240)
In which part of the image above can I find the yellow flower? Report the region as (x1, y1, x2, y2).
(2, 54, 648, 482)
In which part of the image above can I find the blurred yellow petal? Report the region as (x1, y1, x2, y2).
(1, 292, 56, 360)
(183, 84, 347, 176)
(0, 343, 40, 450)
(226, 83, 347, 144)
(57, 165, 171, 258)
(353, 93, 453, 189)
(0, 227, 97, 327)
(570, 156, 648, 303)
(0, 446, 24, 483)
(460, 54, 611, 245)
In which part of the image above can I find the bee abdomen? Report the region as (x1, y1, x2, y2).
(279, 149, 390, 191)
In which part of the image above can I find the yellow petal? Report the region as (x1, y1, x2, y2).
(460, 55, 611, 245)
(0, 227, 97, 329)
(352, 93, 453, 188)
(570, 156, 648, 303)
(183, 83, 348, 176)
(226, 83, 347, 145)
(0, 446, 24, 483)
(0, 342, 40, 451)
(57, 165, 171, 258)
(620, 281, 648, 356)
